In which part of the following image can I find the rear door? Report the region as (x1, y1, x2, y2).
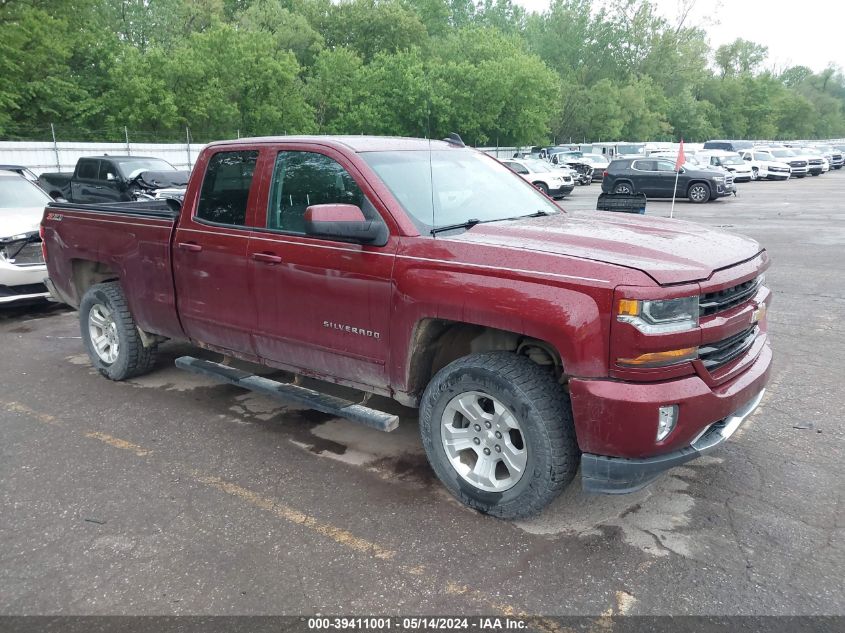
(630, 159, 657, 195)
(173, 148, 262, 358)
(247, 145, 397, 390)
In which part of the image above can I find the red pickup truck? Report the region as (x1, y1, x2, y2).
(41, 135, 772, 519)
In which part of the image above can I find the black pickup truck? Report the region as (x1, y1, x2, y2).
(38, 155, 189, 203)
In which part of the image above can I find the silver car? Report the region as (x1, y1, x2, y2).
(0, 171, 52, 305)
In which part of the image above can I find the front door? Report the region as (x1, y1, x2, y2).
(248, 147, 397, 390)
(173, 148, 262, 358)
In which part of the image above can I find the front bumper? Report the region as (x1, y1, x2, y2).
(0, 260, 50, 304)
(581, 389, 765, 493)
(550, 184, 574, 198)
(570, 339, 772, 493)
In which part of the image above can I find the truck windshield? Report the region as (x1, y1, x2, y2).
(361, 149, 559, 233)
(0, 176, 51, 208)
(117, 158, 176, 179)
(720, 155, 744, 165)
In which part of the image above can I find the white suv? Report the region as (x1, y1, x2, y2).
(501, 159, 574, 199)
(738, 150, 791, 181)
(696, 150, 754, 182)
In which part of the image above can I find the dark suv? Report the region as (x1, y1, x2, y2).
(602, 157, 735, 204)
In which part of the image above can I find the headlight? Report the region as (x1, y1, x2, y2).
(712, 176, 725, 182)
(617, 296, 699, 333)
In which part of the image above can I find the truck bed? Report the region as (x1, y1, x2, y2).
(41, 199, 184, 340)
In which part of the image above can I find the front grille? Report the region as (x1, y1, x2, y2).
(809, 158, 823, 165)
(9, 242, 44, 265)
(769, 166, 789, 172)
(789, 160, 807, 168)
(700, 326, 758, 371)
(700, 276, 762, 317)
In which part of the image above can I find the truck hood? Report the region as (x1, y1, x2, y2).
(449, 211, 763, 285)
(0, 207, 44, 240)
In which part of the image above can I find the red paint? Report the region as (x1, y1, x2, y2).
(42, 136, 772, 460)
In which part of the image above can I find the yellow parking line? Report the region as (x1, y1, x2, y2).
(84, 431, 151, 457)
(2, 401, 61, 426)
(3, 398, 551, 620)
(192, 472, 396, 560)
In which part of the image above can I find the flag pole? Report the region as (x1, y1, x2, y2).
(670, 168, 680, 219)
(670, 138, 685, 219)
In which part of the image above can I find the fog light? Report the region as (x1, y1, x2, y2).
(657, 405, 678, 441)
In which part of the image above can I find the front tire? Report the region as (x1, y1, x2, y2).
(751, 168, 759, 181)
(533, 182, 549, 196)
(688, 182, 711, 203)
(79, 282, 157, 381)
(419, 352, 579, 519)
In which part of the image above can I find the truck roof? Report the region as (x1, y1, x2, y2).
(209, 135, 458, 153)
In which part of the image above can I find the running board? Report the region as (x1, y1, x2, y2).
(175, 356, 399, 432)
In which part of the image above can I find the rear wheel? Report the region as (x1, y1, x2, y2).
(419, 352, 579, 519)
(612, 182, 633, 194)
(688, 182, 711, 204)
(79, 282, 157, 381)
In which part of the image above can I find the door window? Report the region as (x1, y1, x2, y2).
(631, 160, 655, 171)
(99, 162, 118, 182)
(267, 151, 369, 234)
(196, 150, 258, 226)
(504, 162, 529, 175)
(77, 160, 98, 180)
(656, 160, 677, 172)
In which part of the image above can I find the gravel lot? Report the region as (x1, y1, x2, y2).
(1, 171, 843, 618)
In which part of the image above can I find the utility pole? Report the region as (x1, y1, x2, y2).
(50, 123, 60, 172)
(124, 126, 131, 155)
(186, 126, 192, 169)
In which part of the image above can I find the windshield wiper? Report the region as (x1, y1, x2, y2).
(430, 211, 554, 235)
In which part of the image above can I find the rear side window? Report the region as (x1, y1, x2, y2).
(196, 150, 258, 226)
(266, 151, 367, 234)
(631, 160, 655, 171)
(77, 160, 98, 179)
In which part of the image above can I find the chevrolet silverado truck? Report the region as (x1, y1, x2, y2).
(41, 135, 772, 519)
(38, 156, 189, 203)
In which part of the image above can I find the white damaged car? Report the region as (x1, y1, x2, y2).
(0, 170, 52, 305)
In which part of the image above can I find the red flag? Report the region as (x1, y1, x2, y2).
(674, 139, 685, 171)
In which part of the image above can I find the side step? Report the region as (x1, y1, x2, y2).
(175, 356, 399, 432)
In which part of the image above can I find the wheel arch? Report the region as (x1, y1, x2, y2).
(70, 258, 119, 306)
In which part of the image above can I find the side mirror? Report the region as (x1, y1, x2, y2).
(106, 173, 116, 181)
(304, 204, 386, 245)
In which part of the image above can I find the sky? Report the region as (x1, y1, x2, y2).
(512, 0, 845, 73)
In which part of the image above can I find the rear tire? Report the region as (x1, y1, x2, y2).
(79, 282, 157, 381)
(612, 182, 633, 194)
(419, 351, 579, 519)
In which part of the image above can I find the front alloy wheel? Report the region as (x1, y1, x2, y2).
(688, 183, 710, 203)
(419, 351, 580, 519)
(440, 391, 527, 492)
